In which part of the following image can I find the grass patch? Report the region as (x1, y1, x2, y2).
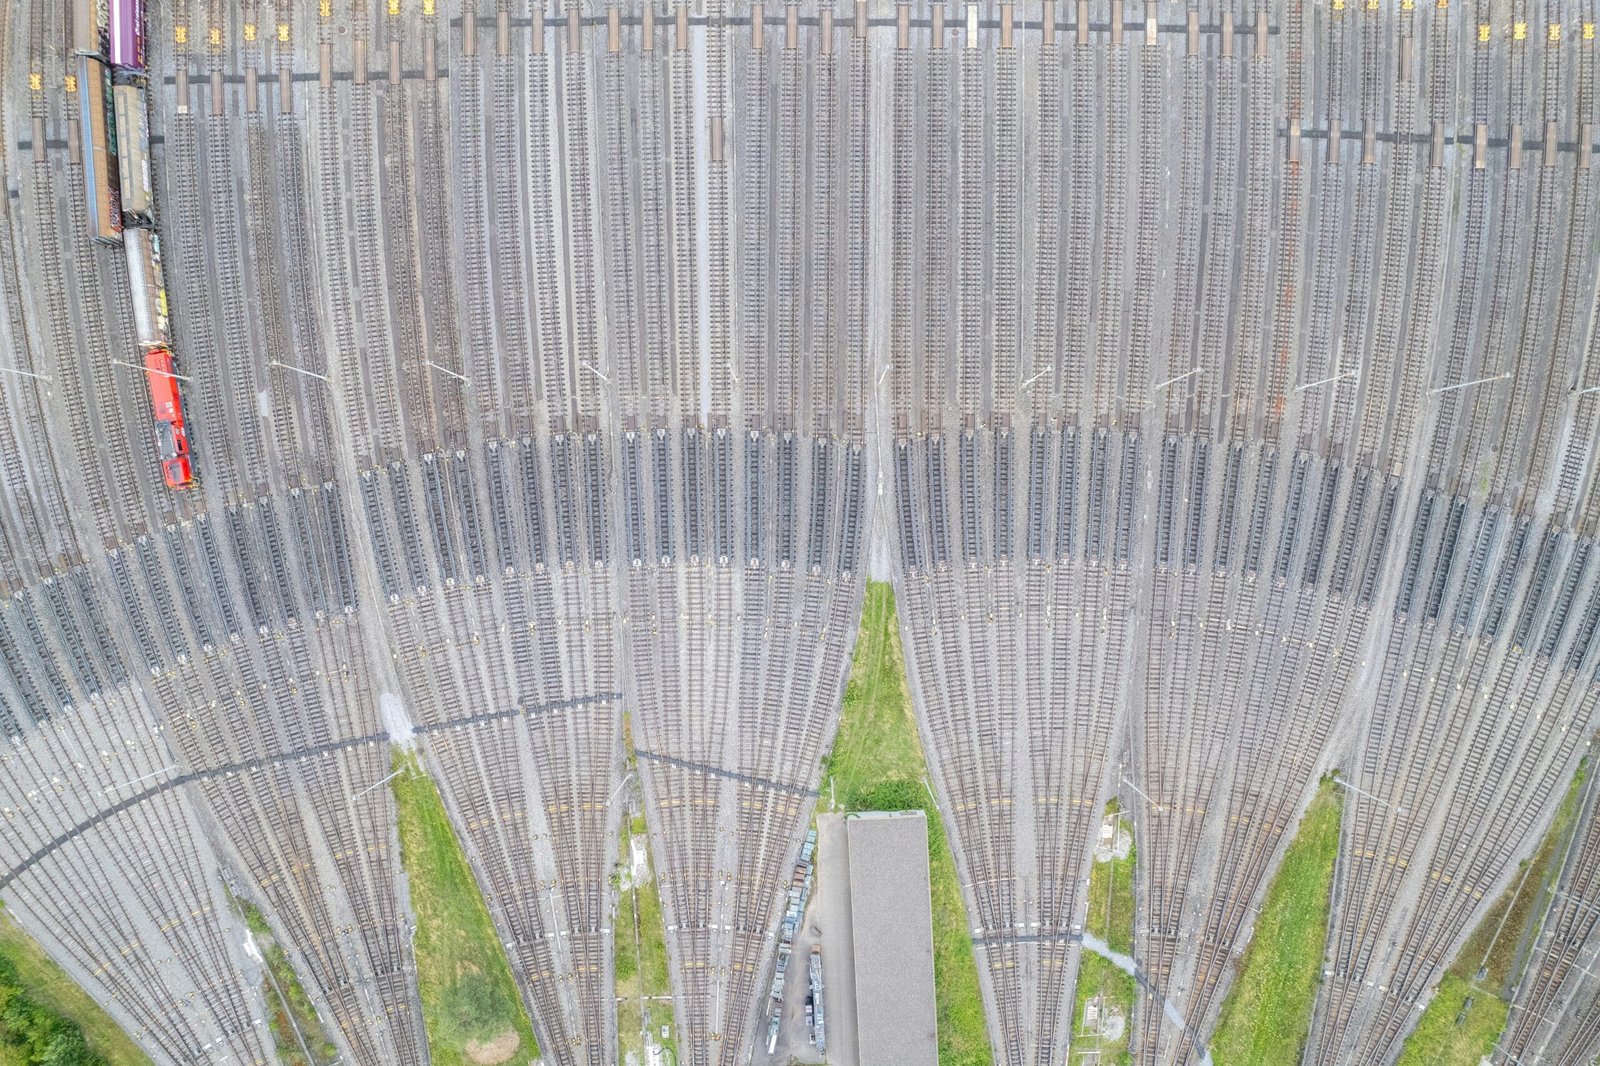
(1394, 973, 1508, 1066)
(826, 581, 993, 1066)
(0, 910, 151, 1066)
(1211, 776, 1343, 1066)
(227, 894, 339, 1066)
(615, 799, 676, 1063)
(1072, 803, 1136, 1064)
(1070, 951, 1136, 1066)
(1450, 760, 1587, 993)
(826, 581, 927, 793)
(1086, 807, 1136, 956)
(392, 748, 539, 1066)
(1394, 759, 1590, 1064)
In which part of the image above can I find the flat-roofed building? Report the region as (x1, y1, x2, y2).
(847, 810, 938, 1066)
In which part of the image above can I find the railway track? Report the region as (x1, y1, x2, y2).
(810, 40, 839, 432)
(312, 74, 370, 464)
(737, 35, 770, 427)
(527, 40, 568, 427)
(347, 76, 401, 461)
(491, 51, 533, 430)
(561, 9, 600, 424)
(599, 47, 641, 414)
(383, 68, 435, 454)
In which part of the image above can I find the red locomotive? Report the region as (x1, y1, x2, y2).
(143, 347, 194, 489)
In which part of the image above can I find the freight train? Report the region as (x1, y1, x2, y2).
(75, 0, 193, 489)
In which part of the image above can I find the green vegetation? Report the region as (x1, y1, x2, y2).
(1452, 761, 1587, 993)
(1073, 802, 1137, 1065)
(0, 910, 150, 1066)
(228, 894, 339, 1066)
(1071, 952, 1136, 1066)
(391, 748, 539, 1066)
(825, 581, 992, 1066)
(1086, 803, 1137, 955)
(615, 793, 676, 1063)
(826, 582, 928, 805)
(1397, 759, 1589, 1065)
(1393, 974, 1508, 1066)
(1211, 777, 1344, 1066)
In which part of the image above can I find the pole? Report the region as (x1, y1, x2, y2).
(0, 365, 53, 383)
(1428, 371, 1512, 396)
(1296, 368, 1359, 391)
(103, 765, 177, 794)
(1331, 774, 1403, 812)
(424, 360, 468, 383)
(113, 359, 193, 382)
(269, 359, 330, 383)
(348, 768, 403, 804)
(1153, 366, 1202, 392)
(1120, 775, 1165, 812)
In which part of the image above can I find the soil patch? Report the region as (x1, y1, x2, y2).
(465, 1030, 520, 1065)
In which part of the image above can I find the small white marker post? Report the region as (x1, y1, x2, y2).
(0, 365, 53, 383)
(580, 360, 610, 384)
(1297, 368, 1359, 392)
(269, 359, 329, 383)
(1574, 383, 1600, 397)
(113, 359, 193, 382)
(1153, 366, 1203, 392)
(425, 360, 467, 383)
(1428, 371, 1512, 396)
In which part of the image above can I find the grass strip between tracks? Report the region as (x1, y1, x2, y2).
(1397, 757, 1589, 1065)
(229, 894, 340, 1066)
(1211, 776, 1343, 1066)
(1074, 801, 1136, 1065)
(615, 751, 677, 1066)
(825, 580, 992, 1066)
(392, 747, 540, 1066)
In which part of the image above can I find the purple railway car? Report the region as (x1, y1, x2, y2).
(108, 0, 144, 70)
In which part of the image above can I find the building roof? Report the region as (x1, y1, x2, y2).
(847, 810, 939, 1066)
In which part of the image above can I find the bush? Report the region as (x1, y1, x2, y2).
(0, 953, 104, 1066)
(444, 968, 517, 1042)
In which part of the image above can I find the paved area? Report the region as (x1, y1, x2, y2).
(816, 813, 860, 1066)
